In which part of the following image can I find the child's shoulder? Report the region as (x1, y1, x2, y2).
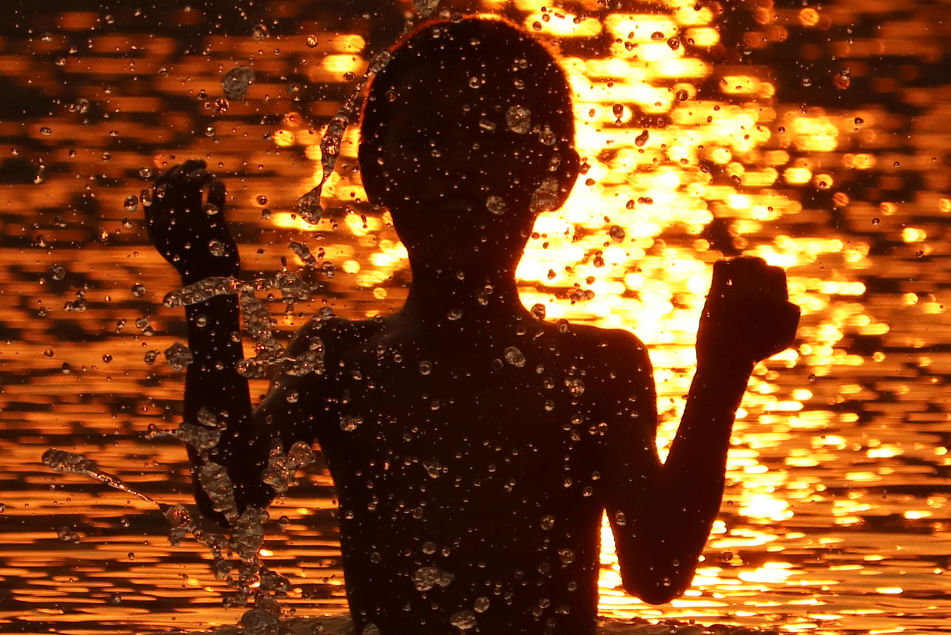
(556, 321, 648, 354)
(539, 320, 652, 378)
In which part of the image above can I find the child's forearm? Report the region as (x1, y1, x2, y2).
(662, 362, 752, 549)
(182, 293, 273, 520)
(608, 360, 753, 604)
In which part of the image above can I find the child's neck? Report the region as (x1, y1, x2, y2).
(400, 260, 526, 329)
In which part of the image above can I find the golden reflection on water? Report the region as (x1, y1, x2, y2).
(2, 0, 951, 632)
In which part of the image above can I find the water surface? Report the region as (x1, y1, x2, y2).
(1, 0, 950, 633)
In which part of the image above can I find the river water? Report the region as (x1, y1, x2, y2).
(1, 0, 950, 633)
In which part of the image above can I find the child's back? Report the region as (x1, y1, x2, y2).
(266, 314, 654, 633)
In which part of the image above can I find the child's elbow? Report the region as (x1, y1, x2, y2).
(621, 568, 694, 605)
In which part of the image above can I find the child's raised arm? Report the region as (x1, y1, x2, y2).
(600, 257, 799, 604)
(146, 161, 274, 521)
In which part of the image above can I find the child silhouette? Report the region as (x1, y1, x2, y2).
(146, 18, 799, 635)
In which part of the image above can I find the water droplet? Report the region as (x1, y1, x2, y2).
(164, 342, 193, 370)
(530, 303, 546, 320)
(558, 548, 575, 565)
(256, 194, 268, 206)
(530, 177, 559, 213)
(450, 610, 477, 631)
(305, 34, 318, 48)
(486, 195, 507, 215)
(504, 346, 526, 368)
(615, 511, 627, 526)
(667, 36, 681, 50)
(609, 225, 626, 242)
(473, 596, 490, 613)
(204, 125, 216, 137)
(40, 126, 52, 136)
(252, 24, 268, 40)
(565, 377, 585, 396)
(651, 31, 665, 40)
(131, 283, 146, 298)
(505, 105, 532, 134)
(123, 195, 139, 212)
(676, 89, 689, 101)
(612, 103, 624, 122)
(368, 50, 392, 74)
(222, 66, 255, 101)
(43, 348, 54, 358)
(294, 191, 323, 225)
(414, 0, 440, 17)
(419, 360, 432, 375)
(540, 514, 555, 530)
(340, 415, 362, 432)
(537, 125, 556, 146)
(48, 264, 66, 281)
(208, 239, 226, 257)
(634, 130, 649, 147)
(478, 118, 496, 132)
(413, 566, 454, 591)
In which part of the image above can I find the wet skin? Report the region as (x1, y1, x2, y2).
(145, 18, 799, 635)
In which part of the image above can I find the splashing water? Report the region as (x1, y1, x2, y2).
(263, 440, 317, 495)
(163, 276, 240, 308)
(289, 241, 317, 268)
(43, 445, 296, 632)
(236, 286, 287, 379)
(43, 448, 165, 507)
(199, 462, 240, 523)
(292, 10, 439, 226)
(42, 448, 226, 558)
(146, 421, 222, 451)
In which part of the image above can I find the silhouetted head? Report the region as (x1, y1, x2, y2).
(359, 18, 579, 273)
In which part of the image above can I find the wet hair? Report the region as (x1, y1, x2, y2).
(359, 17, 575, 183)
